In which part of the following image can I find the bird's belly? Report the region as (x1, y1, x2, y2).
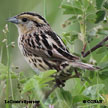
(25, 55, 50, 72)
(18, 41, 50, 73)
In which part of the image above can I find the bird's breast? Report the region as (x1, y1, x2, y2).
(18, 35, 51, 72)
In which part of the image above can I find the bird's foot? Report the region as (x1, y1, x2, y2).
(55, 78, 66, 88)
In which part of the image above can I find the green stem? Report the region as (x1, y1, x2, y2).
(0, 46, 3, 63)
(44, 0, 46, 19)
(5, 33, 14, 108)
(96, 71, 100, 108)
(80, 11, 86, 45)
(6, 43, 9, 108)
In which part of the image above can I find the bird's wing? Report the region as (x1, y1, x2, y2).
(23, 30, 79, 61)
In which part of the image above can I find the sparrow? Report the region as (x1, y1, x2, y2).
(8, 12, 96, 75)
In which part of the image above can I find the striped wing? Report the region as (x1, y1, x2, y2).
(23, 29, 79, 62)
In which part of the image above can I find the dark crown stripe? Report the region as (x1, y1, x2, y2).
(19, 12, 48, 24)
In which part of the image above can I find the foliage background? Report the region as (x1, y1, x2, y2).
(0, 0, 108, 108)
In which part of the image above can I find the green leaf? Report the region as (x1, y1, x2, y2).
(96, 0, 105, 9)
(62, 31, 78, 43)
(62, 32, 71, 37)
(0, 74, 7, 80)
(96, 47, 106, 54)
(39, 70, 56, 87)
(71, 35, 78, 41)
(12, 105, 19, 108)
(82, 77, 91, 83)
(83, 84, 105, 98)
(98, 62, 108, 69)
(72, 95, 90, 104)
(61, 3, 74, 10)
(103, 1, 108, 9)
(39, 77, 54, 85)
(40, 70, 56, 78)
(32, 70, 56, 88)
(97, 29, 108, 35)
(100, 54, 108, 63)
(61, 1, 82, 9)
(0, 72, 17, 80)
(99, 71, 108, 80)
(81, 0, 89, 9)
(86, 13, 96, 22)
(59, 89, 72, 105)
(68, 16, 78, 21)
(63, 8, 83, 15)
(61, 3, 83, 15)
(0, 63, 8, 73)
(95, 10, 105, 23)
(20, 78, 28, 83)
(22, 78, 36, 93)
(74, 39, 83, 55)
(72, 0, 82, 9)
(89, 71, 95, 79)
(86, 3, 96, 14)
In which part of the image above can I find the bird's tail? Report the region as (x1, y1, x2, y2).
(70, 62, 98, 70)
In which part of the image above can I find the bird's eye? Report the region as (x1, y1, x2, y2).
(22, 18, 28, 22)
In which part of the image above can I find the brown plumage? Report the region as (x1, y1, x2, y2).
(8, 12, 96, 73)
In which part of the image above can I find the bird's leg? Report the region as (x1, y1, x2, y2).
(54, 73, 66, 87)
(54, 68, 82, 87)
(44, 71, 81, 100)
(50, 72, 65, 87)
(44, 74, 66, 100)
(55, 77, 66, 87)
(74, 68, 81, 78)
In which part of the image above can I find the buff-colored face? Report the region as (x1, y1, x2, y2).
(8, 12, 48, 34)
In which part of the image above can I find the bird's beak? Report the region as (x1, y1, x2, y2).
(7, 17, 19, 24)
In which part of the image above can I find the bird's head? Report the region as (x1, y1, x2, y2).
(8, 12, 49, 34)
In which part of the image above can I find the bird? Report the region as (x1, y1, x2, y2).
(8, 12, 97, 78)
